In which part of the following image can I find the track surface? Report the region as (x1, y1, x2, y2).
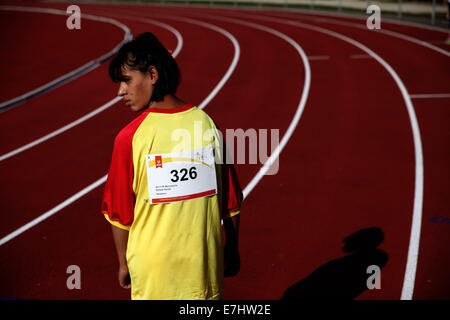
(0, 1, 449, 300)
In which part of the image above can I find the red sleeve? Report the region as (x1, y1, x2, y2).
(211, 121, 243, 219)
(221, 154, 243, 219)
(101, 129, 135, 228)
(101, 111, 149, 229)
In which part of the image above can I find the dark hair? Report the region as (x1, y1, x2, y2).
(109, 32, 180, 102)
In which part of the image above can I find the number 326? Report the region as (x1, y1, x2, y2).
(170, 167, 197, 182)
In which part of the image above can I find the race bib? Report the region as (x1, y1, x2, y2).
(146, 144, 217, 204)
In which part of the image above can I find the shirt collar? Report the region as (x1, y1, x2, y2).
(146, 103, 194, 114)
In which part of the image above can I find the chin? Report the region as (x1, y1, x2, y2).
(130, 105, 143, 112)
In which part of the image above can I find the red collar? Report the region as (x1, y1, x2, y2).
(146, 103, 194, 114)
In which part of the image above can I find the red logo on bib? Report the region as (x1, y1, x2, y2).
(155, 156, 162, 168)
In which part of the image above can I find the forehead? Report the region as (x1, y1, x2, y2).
(120, 65, 142, 77)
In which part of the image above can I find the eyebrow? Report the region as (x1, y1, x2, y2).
(118, 75, 131, 82)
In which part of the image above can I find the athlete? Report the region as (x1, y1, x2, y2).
(101, 32, 242, 299)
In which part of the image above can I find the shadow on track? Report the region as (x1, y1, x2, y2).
(281, 227, 388, 300)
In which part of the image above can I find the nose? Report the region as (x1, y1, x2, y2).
(118, 82, 127, 97)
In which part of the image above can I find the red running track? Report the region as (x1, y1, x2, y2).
(0, 7, 125, 105)
(0, 1, 449, 300)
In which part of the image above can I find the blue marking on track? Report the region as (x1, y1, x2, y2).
(428, 218, 450, 223)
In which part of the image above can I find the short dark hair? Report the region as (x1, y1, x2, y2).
(109, 32, 180, 102)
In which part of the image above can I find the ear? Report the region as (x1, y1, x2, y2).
(148, 66, 159, 85)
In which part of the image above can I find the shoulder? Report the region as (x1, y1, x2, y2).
(114, 111, 151, 149)
(190, 107, 218, 128)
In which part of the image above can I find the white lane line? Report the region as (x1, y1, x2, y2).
(0, 6, 133, 111)
(0, 96, 122, 162)
(90, 9, 242, 111)
(262, 9, 450, 58)
(410, 93, 450, 99)
(179, 12, 311, 200)
(116, 2, 450, 35)
(0, 176, 107, 247)
(155, 15, 241, 110)
(83, 12, 185, 59)
(0, 18, 182, 163)
(262, 6, 449, 34)
(0, 15, 241, 246)
(118, 3, 450, 57)
(227, 11, 424, 301)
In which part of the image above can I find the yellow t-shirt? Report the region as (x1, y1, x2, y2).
(101, 104, 242, 299)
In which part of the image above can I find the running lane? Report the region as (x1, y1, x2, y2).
(0, 7, 130, 154)
(182, 5, 449, 299)
(218, 9, 418, 300)
(260, 9, 450, 299)
(264, 8, 450, 50)
(0, 8, 124, 105)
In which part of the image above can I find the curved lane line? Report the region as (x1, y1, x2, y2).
(0, 6, 132, 111)
(223, 10, 424, 300)
(264, 11, 450, 57)
(177, 12, 312, 199)
(87, 10, 242, 110)
(410, 93, 450, 99)
(93, 13, 185, 58)
(0, 14, 241, 246)
(233, 5, 448, 34)
(0, 17, 181, 162)
(111, 2, 449, 34)
(153, 15, 241, 110)
(0, 96, 122, 162)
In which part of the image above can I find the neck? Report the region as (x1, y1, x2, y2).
(149, 95, 186, 109)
